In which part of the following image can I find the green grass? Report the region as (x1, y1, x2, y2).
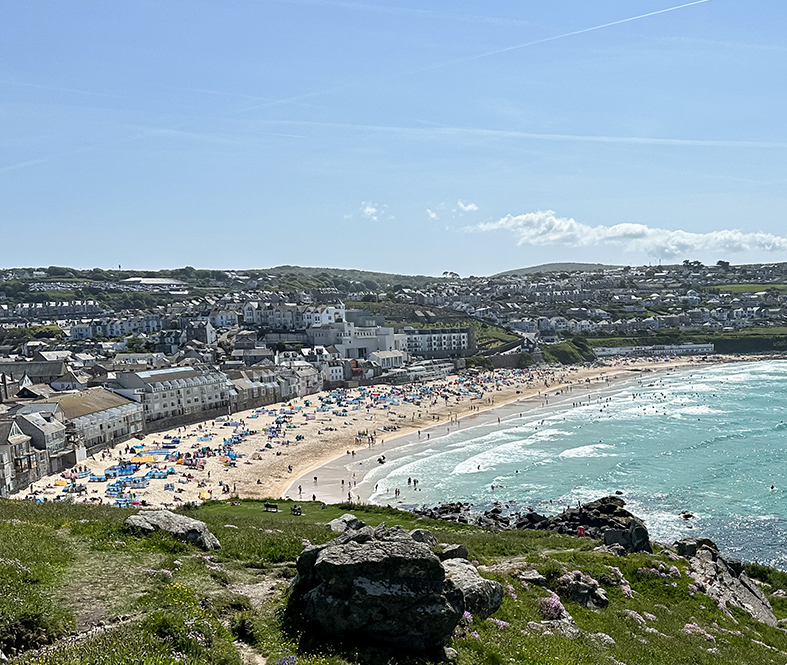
(541, 339, 596, 365)
(586, 326, 787, 354)
(4, 498, 787, 665)
(709, 283, 787, 294)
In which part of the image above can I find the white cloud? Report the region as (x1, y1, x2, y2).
(426, 208, 439, 220)
(472, 210, 787, 260)
(360, 201, 380, 221)
(457, 200, 479, 212)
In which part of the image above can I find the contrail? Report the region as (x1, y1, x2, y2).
(412, 0, 713, 74)
(2, 1, 714, 173)
(239, 0, 713, 112)
(0, 79, 124, 99)
(247, 119, 787, 150)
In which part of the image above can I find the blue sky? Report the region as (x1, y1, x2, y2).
(2, 1, 786, 275)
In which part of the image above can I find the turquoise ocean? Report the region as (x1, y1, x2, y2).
(363, 360, 787, 568)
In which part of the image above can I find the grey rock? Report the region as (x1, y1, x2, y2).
(410, 528, 438, 548)
(674, 537, 718, 559)
(442, 558, 503, 619)
(681, 540, 777, 627)
(328, 513, 367, 534)
(289, 523, 464, 652)
(438, 543, 469, 561)
(519, 569, 548, 586)
(527, 615, 581, 639)
(556, 571, 608, 609)
(603, 521, 651, 553)
(594, 543, 627, 557)
(442, 646, 459, 662)
(125, 510, 220, 550)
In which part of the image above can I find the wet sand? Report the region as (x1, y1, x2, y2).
(23, 356, 723, 508)
(286, 357, 718, 504)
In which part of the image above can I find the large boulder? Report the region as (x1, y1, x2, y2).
(603, 521, 651, 553)
(410, 528, 438, 548)
(437, 543, 469, 561)
(555, 570, 608, 609)
(328, 513, 367, 534)
(289, 523, 465, 653)
(125, 510, 220, 550)
(675, 538, 777, 627)
(442, 558, 503, 619)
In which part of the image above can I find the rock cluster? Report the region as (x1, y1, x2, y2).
(288, 515, 503, 653)
(125, 510, 221, 550)
(674, 538, 777, 627)
(413, 496, 652, 553)
(555, 570, 609, 609)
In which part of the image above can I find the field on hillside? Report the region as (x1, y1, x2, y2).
(585, 327, 787, 354)
(3, 499, 787, 665)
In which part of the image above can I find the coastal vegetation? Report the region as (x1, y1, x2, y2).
(585, 327, 787, 354)
(4, 498, 787, 665)
(541, 338, 596, 365)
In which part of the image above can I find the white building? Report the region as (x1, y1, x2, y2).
(399, 327, 470, 358)
(368, 350, 405, 370)
(112, 365, 231, 423)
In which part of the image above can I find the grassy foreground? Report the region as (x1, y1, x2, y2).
(2, 498, 787, 665)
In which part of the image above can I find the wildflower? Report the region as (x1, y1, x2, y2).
(470, 630, 481, 640)
(274, 656, 297, 665)
(506, 583, 518, 600)
(488, 618, 510, 629)
(171, 651, 186, 662)
(538, 592, 565, 620)
(463, 610, 473, 623)
(668, 565, 681, 578)
(621, 584, 634, 598)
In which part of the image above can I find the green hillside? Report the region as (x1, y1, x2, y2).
(3, 499, 787, 665)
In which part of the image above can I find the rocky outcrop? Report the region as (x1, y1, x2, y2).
(288, 522, 465, 652)
(526, 497, 652, 552)
(442, 558, 503, 619)
(412, 496, 652, 552)
(413, 502, 475, 524)
(675, 538, 777, 627)
(410, 528, 438, 548)
(555, 570, 608, 609)
(437, 544, 469, 561)
(328, 513, 367, 534)
(125, 510, 220, 550)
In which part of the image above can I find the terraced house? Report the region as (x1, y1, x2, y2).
(111, 365, 230, 424)
(0, 419, 46, 496)
(31, 387, 144, 451)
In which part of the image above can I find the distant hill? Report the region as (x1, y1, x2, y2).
(493, 262, 621, 277)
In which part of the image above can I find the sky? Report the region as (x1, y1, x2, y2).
(2, 0, 787, 276)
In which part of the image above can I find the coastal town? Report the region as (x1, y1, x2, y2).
(0, 260, 785, 499)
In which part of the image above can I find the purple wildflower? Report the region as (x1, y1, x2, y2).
(538, 592, 565, 620)
(488, 618, 510, 629)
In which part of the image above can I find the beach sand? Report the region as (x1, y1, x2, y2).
(22, 356, 724, 508)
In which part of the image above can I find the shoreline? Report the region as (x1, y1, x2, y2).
(285, 356, 727, 505)
(21, 355, 739, 509)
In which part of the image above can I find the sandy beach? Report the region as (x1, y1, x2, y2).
(22, 356, 726, 508)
